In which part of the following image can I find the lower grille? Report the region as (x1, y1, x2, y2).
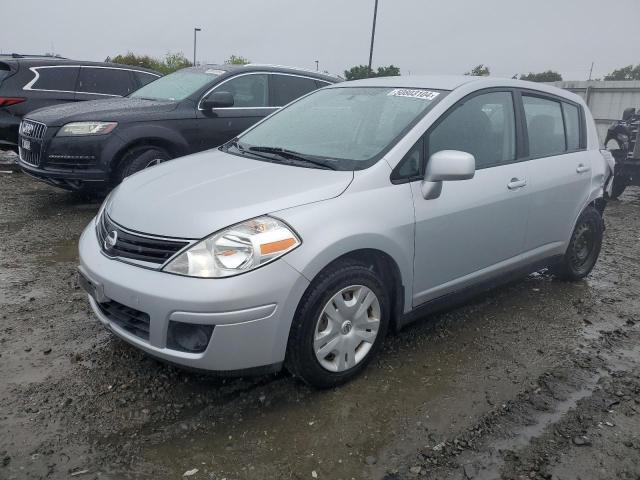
(97, 300, 150, 340)
(19, 146, 41, 166)
(97, 213, 190, 265)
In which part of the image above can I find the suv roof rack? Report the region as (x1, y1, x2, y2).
(1, 53, 68, 59)
(244, 63, 340, 78)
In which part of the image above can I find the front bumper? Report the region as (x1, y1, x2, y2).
(17, 127, 125, 190)
(78, 222, 310, 372)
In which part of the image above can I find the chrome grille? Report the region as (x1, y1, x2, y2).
(18, 119, 47, 166)
(19, 119, 47, 140)
(97, 213, 190, 265)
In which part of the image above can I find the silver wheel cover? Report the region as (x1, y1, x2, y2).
(314, 285, 381, 372)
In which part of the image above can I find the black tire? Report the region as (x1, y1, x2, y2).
(285, 260, 390, 388)
(117, 146, 170, 181)
(552, 206, 603, 281)
(610, 175, 627, 200)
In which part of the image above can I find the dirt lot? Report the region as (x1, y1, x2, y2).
(1, 163, 639, 480)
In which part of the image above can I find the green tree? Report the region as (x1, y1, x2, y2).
(464, 64, 490, 76)
(107, 51, 192, 74)
(604, 64, 640, 81)
(224, 55, 251, 65)
(162, 52, 192, 74)
(344, 64, 401, 80)
(519, 70, 563, 82)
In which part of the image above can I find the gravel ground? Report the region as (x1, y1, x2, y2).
(0, 172, 639, 480)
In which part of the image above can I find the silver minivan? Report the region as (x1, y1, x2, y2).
(78, 76, 611, 387)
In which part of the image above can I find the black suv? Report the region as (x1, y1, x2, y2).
(0, 54, 160, 152)
(17, 64, 339, 192)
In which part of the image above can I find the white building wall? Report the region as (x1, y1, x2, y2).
(550, 80, 640, 144)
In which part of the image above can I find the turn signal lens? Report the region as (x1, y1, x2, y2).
(163, 216, 301, 278)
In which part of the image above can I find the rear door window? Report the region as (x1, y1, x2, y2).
(78, 67, 136, 96)
(270, 74, 319, 106)
(522, 95, 566, 157)
(30, 67, 79, 91)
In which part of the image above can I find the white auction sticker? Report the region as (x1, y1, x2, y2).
(387, 89, 440, 100)
(205, 69, 226, 75)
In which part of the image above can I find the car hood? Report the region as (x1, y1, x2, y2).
(26, 98, 179, 126)
(106, 149, 354, 239)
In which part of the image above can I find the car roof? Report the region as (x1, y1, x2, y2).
(186, 63, 340, 83)
(0, 55, 161, 75)
(328, 75, 582, 102)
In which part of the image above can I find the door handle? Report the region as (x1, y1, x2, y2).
(507, 178, 527, 190)
(576, 164, 591, 174)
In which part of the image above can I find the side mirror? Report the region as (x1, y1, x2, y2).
(202, 91, 234, 110)
(421, 150, 475, 200)
(622, 107, 636, 122)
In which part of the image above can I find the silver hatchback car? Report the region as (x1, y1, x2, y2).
(78, 76, 611, 387)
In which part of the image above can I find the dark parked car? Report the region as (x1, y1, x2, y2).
(17, 64, 340, 192)
(605, 106, 640, 199)
(0, 54, 160, 152)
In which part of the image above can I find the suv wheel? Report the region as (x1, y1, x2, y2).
(553, 206, 603, 281)
(285, 260, 389, 388)
(118, 146, 170, 181)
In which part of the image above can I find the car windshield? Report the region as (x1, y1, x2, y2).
(129, 68, 222, 101)
(234, 86, 446, 170)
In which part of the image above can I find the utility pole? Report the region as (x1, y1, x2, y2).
(588, 62, 594, 81)
(367, 0, 379, 77)
(193, 27, 202, 66)
(315, 60, 319, 71)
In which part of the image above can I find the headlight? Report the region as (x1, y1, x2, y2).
(163, 216, 301, 278)
(57, 121, 118, 136)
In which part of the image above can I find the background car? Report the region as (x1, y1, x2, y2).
(604, 106, 640, 199)
(0, 54, 160, 153)
(17, 64, 339, 193)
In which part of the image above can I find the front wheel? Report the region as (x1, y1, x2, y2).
(117, 146, 171, 182)
(553, 206, 603, 281)
(285, 260, 390, 388)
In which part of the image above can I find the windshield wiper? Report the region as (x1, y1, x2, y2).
(247, 146, 336, 170)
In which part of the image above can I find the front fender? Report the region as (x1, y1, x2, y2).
(113, 124, 191, 158)
(275, 182, 416, 314)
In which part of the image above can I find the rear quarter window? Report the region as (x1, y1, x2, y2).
(30, 67, 79, 91)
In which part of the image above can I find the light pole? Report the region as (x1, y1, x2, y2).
(367, 0, 379, 77)
(315, 60, 319, 71)
(193, 27, 202, 66)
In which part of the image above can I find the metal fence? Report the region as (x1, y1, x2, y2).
(550, 80, 640, 144)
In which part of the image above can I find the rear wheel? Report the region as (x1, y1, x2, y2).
(285, 260, 389, 388)
(553, 206, 603, 281)
(117, 146, 170, 182)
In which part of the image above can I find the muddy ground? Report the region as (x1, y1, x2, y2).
(1, 163, 639, 480)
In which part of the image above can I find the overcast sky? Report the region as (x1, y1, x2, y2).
(2, 0, 639, 80)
